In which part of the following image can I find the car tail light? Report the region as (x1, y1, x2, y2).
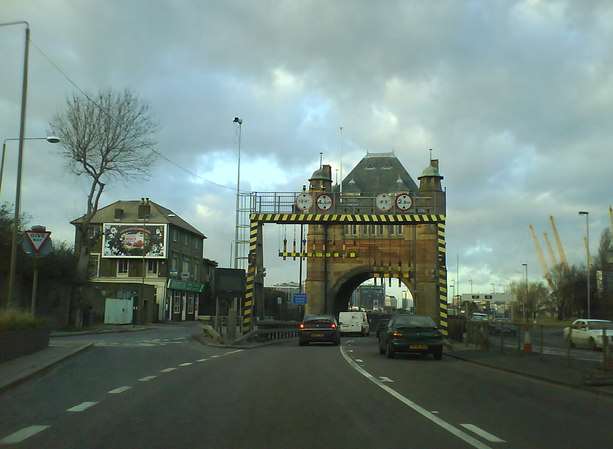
(330, 323, 337, 329)
(392, 331, 403, 337)
(299, 323, 304, 329)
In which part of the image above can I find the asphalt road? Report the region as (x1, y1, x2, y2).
(1, 328, 612, 449)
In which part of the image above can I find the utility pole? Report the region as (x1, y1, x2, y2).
(233, 117, 243, 269)
(522, 263, 528, 323)
(579, 211, 590, 318)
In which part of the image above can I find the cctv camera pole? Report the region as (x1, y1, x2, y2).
(5, 21, 30, 308)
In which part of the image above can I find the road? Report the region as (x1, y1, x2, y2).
(1, 327, 612, 449)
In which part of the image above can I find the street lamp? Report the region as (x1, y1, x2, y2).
(522, 263, 528, 322)
(233, 117, 243, 270)
(579, 211, 591, 318)
(1, 136, 60, 193)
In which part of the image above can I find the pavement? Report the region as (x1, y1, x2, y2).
(1, 332, 612, 448)
(50, 324, 154, 337)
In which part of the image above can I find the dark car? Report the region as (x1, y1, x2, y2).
(488, 318, 518, 336)
(378, 314, 443, 360)
(299, 315, 340, 346)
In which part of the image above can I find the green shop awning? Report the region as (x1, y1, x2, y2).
(167, 279, 206, 293)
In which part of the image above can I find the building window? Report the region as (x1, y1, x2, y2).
(147, 260, 158, 276)
(362, 225, 369, 235)
(370, 224, 376, 235)
(396, 225, 403, 236)
(388, 225, 395, 236)
(171, 255, 178, 272)
(184, 232, 189, 245)
(172, 228, 177, 242)
(375, 225, 383, 236)
(173, 291, 181, 313)
(187, 294, 194, 314)
(193, 263, 198, 280)
(351, 224, 357, 236)
(182, 260, 190, 278)
(117, 259, 129, 277)
(88, 253, 100, 278)
(194, 237, 199, 249)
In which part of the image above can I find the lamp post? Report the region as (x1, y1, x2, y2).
(522, 263, 528, 323)
(579, 211, 590, 318)
(3, 136, 59, 308)
(1, 21, 30, 308)
(232, 117, 242, 269)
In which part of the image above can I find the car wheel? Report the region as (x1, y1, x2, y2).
(589, 338, 597, 351)
(386, 342, 395, 359)
(433, 348, 443, 360)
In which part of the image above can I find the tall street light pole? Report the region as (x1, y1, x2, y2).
(1, 20, 30, 308)
(233, 117, 243, 270)
(579, 211, 590, 318)
(522, 263, 528, 323)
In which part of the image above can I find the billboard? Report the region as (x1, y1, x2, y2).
(102, 223, 167, 258)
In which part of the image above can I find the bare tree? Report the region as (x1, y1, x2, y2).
(50, 89, 157, 280)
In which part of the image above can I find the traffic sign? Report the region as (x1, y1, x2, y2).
(292, 293, 307, 305)
(25, 229, 51, 254)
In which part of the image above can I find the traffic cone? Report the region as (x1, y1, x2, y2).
(523, 326, 532, 353)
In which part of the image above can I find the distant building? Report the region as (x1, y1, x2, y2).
(460, 292, 513, 304)
(271, 281, 300, 299)
(351, 285, 385, 310)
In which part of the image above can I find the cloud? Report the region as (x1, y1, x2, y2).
(1, 0, 612, 294)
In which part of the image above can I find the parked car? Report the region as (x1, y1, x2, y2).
(563, 319, 613, 350)
(339, 311, 370, 336)
(488, 318, 517, 336)
(298, 315, 340, 346)
(470, 313, 489, 321)
(378, 314, 443, 360)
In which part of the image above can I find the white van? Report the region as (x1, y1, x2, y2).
(339, 311, 370, 336)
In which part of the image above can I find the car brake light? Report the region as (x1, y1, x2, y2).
(331, 323, 337, 329)
(299, 323, 304, 329)
(392, 331, 403, 337)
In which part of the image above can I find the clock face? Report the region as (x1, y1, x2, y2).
(395, 193, 413, 211)
(375, 193, 393, 212)
(295, 193, 314, 211)
(316, 194, 333, 211)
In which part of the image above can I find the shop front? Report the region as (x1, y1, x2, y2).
(166, 279, 206, 321)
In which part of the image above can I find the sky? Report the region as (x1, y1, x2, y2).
(1, 0, 612, 299)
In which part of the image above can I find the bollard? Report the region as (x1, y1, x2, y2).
(540, 325, 544, 359)
(602, 328, 609, 372)
(523, 325, 532, 353)
(500, 322, 504, 353)
(566, 327, 572, 367)
(517, 324, 522, 352)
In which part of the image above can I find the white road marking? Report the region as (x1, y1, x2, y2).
(66, 401, 98, 412)
(354, 358, 364, 362)
(210, 355, 220, 358)
(339, 345, 494, 449)
(108, 386, 131, 394)
(379, 376, 394, 382)
(179, 362, 193, 367)
(138, 375, 157, 382)
(173, 337, 184, 340)
(196, 358, 208, 362)
(347, 349, 354, 352)
(0, 425, 50, 444)
(160, 367, 176, 373)
(431, 410, 439, 414)
(225, 349, 244, 355)
(460, 424, 506, 443)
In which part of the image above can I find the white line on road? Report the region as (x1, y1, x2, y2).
(196, 358, 208, 362)
(0, 425, 50, 444)
(431, 410, 439, 414)
(179, 362, 193, 367)
(108, 386, 131, 394)
(347, 349, 354, 352)
(138, 376, 157, 382)
(225, 349, 244, 355)
(160, 367, 177, 373)
(379, 376, 394, 382)
(210, 355, 220, 358)
(66, 401, 98, 412)
(460, 424, 506, 443)
(339, 346, 495, 449)
(354, 358, 364, 362)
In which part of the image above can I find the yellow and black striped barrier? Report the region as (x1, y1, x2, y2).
(437, 222, 448, 336)
(250, 213, 445, 224)
(278, 251, 357, 259)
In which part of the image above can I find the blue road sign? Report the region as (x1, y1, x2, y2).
(292, 293, 307, 305)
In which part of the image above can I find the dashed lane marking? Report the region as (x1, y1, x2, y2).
(179, 362, 193, 367)
(379, 376, 394, 382)
(354, 358, 364, 363)
(66, 401, 98, 412)
(339, 345, 494, 449)
(210, 355, 220, 358)
(196, 358, 208, 362)
(225, 349, 244, 355)
(431, 411, 439, 414)
(160, 367, 177, 373)
(108, 386, 131, 394)
(460, 424, 506, 443)
(0, 425, 50, 444)
(138, 376, 157, 382)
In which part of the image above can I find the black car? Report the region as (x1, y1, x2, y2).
(378, 314, 443, 360)
(299, 315, 340, 346)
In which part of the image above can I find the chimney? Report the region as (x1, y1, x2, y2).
(138, 198, 151, 219)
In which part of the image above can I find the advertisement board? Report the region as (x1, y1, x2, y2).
(102, 223, 167, 258)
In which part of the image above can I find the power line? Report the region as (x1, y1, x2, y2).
(30, 39, 242, 193)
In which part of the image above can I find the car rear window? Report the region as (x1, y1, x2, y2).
(304, 316, 334, 324)
(393, 315, 437, 328)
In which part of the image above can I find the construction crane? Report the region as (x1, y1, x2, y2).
(549, 216, 569, 269)
(543, 232, 558, 268)
(529, 224, 553, 288)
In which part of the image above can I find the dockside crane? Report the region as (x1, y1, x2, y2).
(543, 232, 558, 268)
(529, 224, 554, 288)
(549, 216, 569, 269)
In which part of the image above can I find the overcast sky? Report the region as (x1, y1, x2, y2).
(1, 0, 612, 298)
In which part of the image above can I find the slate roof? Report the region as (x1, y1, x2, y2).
(340, 152, 418, 194)
(71, 200, 206, 238)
